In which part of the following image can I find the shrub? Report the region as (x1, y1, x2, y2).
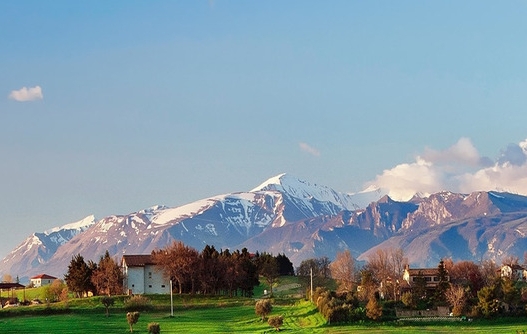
(366, 296, 382, 320)
(268, 315, 283, 331)
(125, 295, 152, 312)
(126, 311, 140, 332)
(255, 299, 272, 321)
(101, 296, 114, 317)
(147, 322, 160, 334)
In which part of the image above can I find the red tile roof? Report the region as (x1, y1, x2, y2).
(30, 274, 57, 280)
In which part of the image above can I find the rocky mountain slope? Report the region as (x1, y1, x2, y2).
(3, 174, 527, 282)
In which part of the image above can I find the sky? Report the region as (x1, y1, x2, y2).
(2, 1, 527, 259)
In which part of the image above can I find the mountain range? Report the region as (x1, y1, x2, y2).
(2, 173, 527, 282)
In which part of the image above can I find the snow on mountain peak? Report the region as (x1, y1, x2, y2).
(45, 215, 96, 234)
(251, 173, 360, 210)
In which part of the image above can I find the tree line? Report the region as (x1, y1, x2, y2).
(296, 248, 527, 323)
(63, 242, 294, 298)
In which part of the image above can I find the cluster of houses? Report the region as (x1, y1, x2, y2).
(2, 255, 527, 307)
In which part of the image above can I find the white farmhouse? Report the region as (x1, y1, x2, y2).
(122, 254, 169, 294)
(30, 274, 57, 287)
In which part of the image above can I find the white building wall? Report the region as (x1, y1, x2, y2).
(126, 266, 146, 295)
(143, 264, 168, 294)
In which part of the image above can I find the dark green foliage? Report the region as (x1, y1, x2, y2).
(64, 254, 96, 298)
(433, 259, 450, 304)
(276, 253, 294, 276)
(147, 322, 160, 334)
(477, 286, 500, 318)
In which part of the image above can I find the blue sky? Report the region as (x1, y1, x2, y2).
(2, 1, 527, 259)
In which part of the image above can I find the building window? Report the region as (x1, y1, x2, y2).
(132, 284, 135, 287)
(148, 272, 152, 279)
(149, 285, 152, 288)
(161, 285, 166, 288)
(425, 277, 432, 282)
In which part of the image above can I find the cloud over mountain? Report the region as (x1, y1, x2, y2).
(368, 137, 527, 200)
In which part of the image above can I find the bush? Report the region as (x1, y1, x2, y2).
(255, 299, 272, 321)
(125, 295, 152, 312)
(147, 322, 160, 334)
(126, 311, 140, 333)
(268, 315, 283, 331)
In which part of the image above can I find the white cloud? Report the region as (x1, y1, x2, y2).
(299, 142, 320, 157)
(366, 137, 527, 200)
(8, 86, 43, 102)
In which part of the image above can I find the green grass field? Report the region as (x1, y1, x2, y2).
(2, 279, 527, 333)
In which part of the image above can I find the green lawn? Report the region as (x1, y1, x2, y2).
(3, 278, 527, 333)
(2, 299, 527, 334)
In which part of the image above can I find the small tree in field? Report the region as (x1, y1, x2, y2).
(268, 315, 283, 331)
(255, 299, 272, 321)
(126, 311, 140, 332)
(147, 322, 160, 334)
(101, 296, 114, 317)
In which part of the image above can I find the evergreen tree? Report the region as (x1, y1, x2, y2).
(64, 254, 95, 298)
(434, 259, 450, 304)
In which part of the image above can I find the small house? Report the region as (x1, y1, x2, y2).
(122, 254, 169, 294)
(30, 274, 57, 287)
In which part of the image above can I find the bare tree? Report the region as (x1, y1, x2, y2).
(152, 241, 200, 294)
(445, 284, 467, 316)
(329, 250, 356, 293)
(367, 248, 406, 300)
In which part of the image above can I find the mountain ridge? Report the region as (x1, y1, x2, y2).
(3, 173, 527, 282)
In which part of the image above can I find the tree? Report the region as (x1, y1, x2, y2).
(268, 315, 283, 331)
(366, 248, 407, 301)
(358, 269, 377, 302)
(64, 254, 96, 298)
(2, 274, 13, 283)
(450, 260, 483, 298)
(329, 250, 356, 293)
(91, 250, 124, 296)
(477, 286, 499, 318)
(255, 299, 272, 321)
(276, 253, 294, 276)
(45, 279, 67, 302)
(152, 241, 200, 294)
(366, 296, 382, 320)
(126, 311, 140, 332)
(297, 257, 332, 291)
(445, 285, 467, 316)
(434, 259, 450, 304)
(101, 296, 114, 317)
(258, 254, 279, 296)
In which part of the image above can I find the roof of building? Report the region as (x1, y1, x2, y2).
(30, 274, 57, 280)
(0, 282, 25, 289)
(406, 268, 440, 276)
(122, 254, 155, 267)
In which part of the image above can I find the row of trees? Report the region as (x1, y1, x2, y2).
(63, 242, 294, 298)
(152, 242, 294, 297)
(298, 248, 527, 322)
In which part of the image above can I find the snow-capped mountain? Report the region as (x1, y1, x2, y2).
(0, 215, 95, 280)
(1, 174, 369, 281)
(4, 173, 527, 282)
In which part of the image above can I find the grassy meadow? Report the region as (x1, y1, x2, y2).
(2, 278, 527, 333)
